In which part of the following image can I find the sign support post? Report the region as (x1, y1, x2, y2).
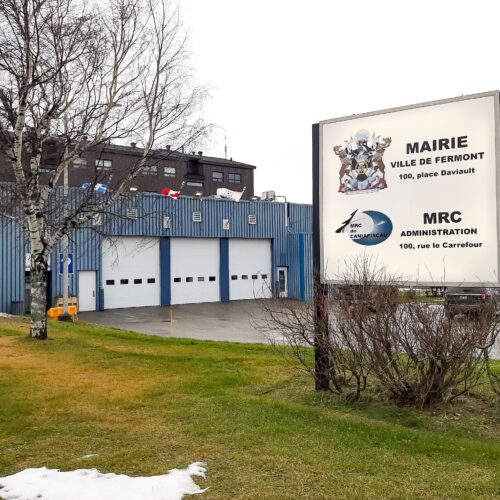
(60, 164, 72, 321)
(312, 123, 330, 391)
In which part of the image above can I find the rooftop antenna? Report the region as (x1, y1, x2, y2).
(213, 124, 228, 159)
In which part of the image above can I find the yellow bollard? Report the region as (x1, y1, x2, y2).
(47, 306, 78, 321)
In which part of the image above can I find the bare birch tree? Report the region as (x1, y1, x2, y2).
(0, 0, 206, 339)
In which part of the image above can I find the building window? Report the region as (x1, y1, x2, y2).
(141, 165, 158, 176)
(212, 171, 223, 183)
(95, 159, 112, 171)
(187, 181, 203, 187)
(164, 166, 176, 177)
(73, 157, 87, 168)
(228, 173, 241, 184)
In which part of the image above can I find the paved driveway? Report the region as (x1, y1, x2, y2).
(78, 300, 273, 343)
(79, 301, 500, 357)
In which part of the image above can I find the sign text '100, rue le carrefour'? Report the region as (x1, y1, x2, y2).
(319, 91, 500, 285)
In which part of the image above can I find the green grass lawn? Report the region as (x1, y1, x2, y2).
(0, 317, 499, 499)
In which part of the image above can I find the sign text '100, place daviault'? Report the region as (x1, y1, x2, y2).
(318, 91, 500, 285)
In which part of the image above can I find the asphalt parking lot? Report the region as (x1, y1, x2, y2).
(78, 300, 275, 343)
(79, 301, 500, 357)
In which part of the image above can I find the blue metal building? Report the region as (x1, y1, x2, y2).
(0, 193, 313, 314)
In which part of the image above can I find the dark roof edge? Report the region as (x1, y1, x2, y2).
(98, 143, 256, 168)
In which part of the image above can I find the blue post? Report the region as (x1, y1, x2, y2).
(220, 238, 229, 301)
(160, 237, 171, 306)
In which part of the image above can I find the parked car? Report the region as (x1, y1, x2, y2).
(444, 286, 500, 319)
(331, 284, 399, 314)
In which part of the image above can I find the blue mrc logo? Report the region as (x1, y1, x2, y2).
(336, 210, 393, 246)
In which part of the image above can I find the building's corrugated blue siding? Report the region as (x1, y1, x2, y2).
(51, 228, 102, 303)
(103, 195, 288, 240)
(287, 204, 313, 300)
(1, 191, 313, 311)
(302, 233, 314, 300)
(288, 203, 312, 235)
(0, 220, 25, 313)
(287, 233, 313, 301)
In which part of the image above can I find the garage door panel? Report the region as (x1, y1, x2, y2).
(229, 239, 272, 300)
(102, 237, 160, 309)
(171, 238, 220, 305)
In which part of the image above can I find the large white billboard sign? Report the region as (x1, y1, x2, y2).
(319, 92, 500, 285)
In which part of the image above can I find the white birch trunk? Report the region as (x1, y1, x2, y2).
(28, 217, 50, 339)
(29, 252, 49, 339)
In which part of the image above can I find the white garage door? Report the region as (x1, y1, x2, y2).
(171, 238, 220, 305)
(229, 239, 272, 300)
(102, 237, 160, 309)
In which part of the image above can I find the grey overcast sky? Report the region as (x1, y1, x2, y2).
(182, 0, 499, 204)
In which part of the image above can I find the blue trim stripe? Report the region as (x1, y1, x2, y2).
(220, 238, 229, 302)
(99, 287, 105, 311)
(160, 237, 171, 306)
(299, 233, 305, 301)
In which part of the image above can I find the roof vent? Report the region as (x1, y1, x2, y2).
(192, 211, 202, 223)
(165, 145, 171, 151)
(130, 142, 137, 148)
(261, 191, 276, 201)
(198, 151, 203, 156)
(248, 214, 256, 225)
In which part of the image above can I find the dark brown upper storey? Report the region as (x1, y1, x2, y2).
(0, 143, 256, 199)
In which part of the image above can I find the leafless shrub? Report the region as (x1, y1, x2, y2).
(482, 338, 500, 397)
(363, 301, 495, 406)
(256, 280, 374, 401)
(257, 256, 500, 407)
(256, 297, 315, 373)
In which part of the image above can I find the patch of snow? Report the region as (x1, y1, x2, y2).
(0, 313, 15, 318)
(81, 454, 97, 459)
(0, 462, 208, 500)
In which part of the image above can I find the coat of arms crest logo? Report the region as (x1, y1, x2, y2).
(335, 129, 391, 194)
